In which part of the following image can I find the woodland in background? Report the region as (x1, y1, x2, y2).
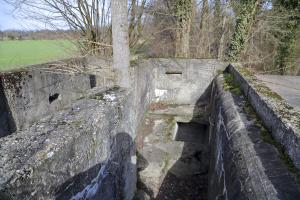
(4, 0, 300, 75)
(139, 0, 300, 75)
(0, 30, 79, 40)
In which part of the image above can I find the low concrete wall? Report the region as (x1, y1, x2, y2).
(0, 58, 116, 136)
(208, 75, 300, 199)
(227, 65, 300, 171)
(0, 59, 157, 200)
(0, 88, 136, 200)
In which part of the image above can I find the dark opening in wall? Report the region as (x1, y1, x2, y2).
(89, 75, 96, 88)
(49, 93, 60, 104)
(165, 71, 182, 75)
(175, 122, 208, 144)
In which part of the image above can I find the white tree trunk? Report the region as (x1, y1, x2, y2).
(112, 0, 131, 88)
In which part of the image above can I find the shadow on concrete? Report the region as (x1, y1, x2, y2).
(155, 137, 209, 200)
(55, 132, 136, 200)
(0, 78, 16, 137)
(154, 84, 213, 200)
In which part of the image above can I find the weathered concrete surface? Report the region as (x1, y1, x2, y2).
(133, 59, 225, 199)
(228, 65, 300, 171)
(0, 58, 116, 136)
(140, 58, 226, 105)
(136, 112, 209, 199)
(209, 75, 300, 200)
(0, 57, 159, 200)
(0, 88, 136, 200)
(2, 58, 300, 200)
(0, 79, 16, 137)
(1, 71, 91, 132)
(256, 75, 300, 110)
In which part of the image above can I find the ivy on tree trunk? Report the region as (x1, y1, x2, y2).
(172, 0, 194, 58)
(227, 0, 261, 62)
(274, 0, 300, 75)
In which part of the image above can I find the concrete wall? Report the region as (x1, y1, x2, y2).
(208, 76, 300, 199)
(147, 59, 225, 105)
(0, 88, 136, 200)
(2, 58, 299, 200)
(0, 59, 157, 200)
(228, 65, 300, 171)
(0, 58, 224, 200)
(0, 58, 116, 137)
(0, 78, 16, 137)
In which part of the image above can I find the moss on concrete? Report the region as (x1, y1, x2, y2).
(223, 73, 242, 96)
(216, 69, 224, 76)
(243, 101, 300, 177)
(260, 127, 298, 174)
(237, 67, 255, 80)
(162, 117, 176, 143)
(235, 66, 300, 129)
(88, 86, 121, 101)
(255, 84, 283, 101)
(225, 68, 300, 179)
(89, 92, 104, 100)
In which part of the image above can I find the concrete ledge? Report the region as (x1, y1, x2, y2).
(227, 65, 300, 170)
(209, 76, 300, 199)
(0, 88, 135, 200)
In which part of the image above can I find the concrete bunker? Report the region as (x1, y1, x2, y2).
(0, 58, 300, 200)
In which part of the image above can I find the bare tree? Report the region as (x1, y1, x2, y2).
(4, 0, 112, 56)
(171, 0, 194, 58)
(129, 0, 147, 49)
(112, 0, 131, 88)
(199, 0, 209, 31)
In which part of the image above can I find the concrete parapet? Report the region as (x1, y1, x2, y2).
(227, 65, 300, 171)
(209, 75, 300, 199)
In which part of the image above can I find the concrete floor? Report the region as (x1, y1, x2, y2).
(136, 105, 209, 200)
(256, 75, 300, 110)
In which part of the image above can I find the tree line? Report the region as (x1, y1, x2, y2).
(0, 30, 79, 41)
(4, 0, 300, 75)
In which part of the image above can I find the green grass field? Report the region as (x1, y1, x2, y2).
(0, 40, 77, 71)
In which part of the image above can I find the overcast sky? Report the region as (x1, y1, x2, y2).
(0, 1, 52, 30)
(0, 2, 23, 30)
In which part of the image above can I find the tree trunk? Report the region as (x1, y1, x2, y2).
(200, 0, 209, 30)
(197, 0, 209, 58)
(217, 15, 227, 60)
(129, 0, 137, 47)
(275, 20, 298, 75)
(227, 0, 261, 62)
(112, 0, 131, 88)
(173, 0, 194, 58)
(274, 1, 300, 75)
(137, 0, 147, 38)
